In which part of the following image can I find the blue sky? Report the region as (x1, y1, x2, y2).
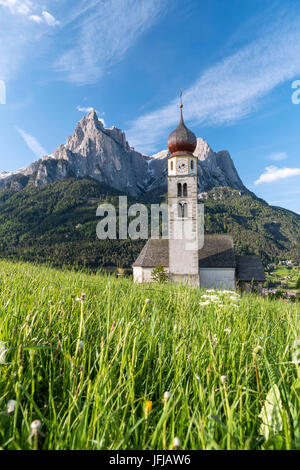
(0, 0, 300, 214)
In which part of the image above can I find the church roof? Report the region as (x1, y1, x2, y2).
(236, 255, 266, 282)
(198, 234, 235, 268)
(132, 234, 236, 268)
(132, 239, 169, 268)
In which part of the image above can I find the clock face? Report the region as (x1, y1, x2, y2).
(176, 159, 188, 173)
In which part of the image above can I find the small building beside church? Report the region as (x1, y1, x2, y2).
(132, 102, 265, 292)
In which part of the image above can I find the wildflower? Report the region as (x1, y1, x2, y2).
(145, 298, 151, 304)
(200, 300, 211, 306)
(291, 340, 300, 364)
(220, 375, 227, 385)
(30, 420, 42, 434)
(0, 341, 6, 364)
(230, 295, 240, 302)
(48, 300, 53, 305)
(224, 328, 231, 334)
(163, 391, 171, 404)
(173, 437, 180, 449)
(28, 420, 45, 448)
(211, 334, 218, 344)
(206, 289, 216, 292)
(253, 345, 262, 355)
(7, 400, 17, 414)
(145, 401, 153, 419)
(78, 340, 84, 351)
(195, 373, 201, 382)
(76, 293, 86, 302)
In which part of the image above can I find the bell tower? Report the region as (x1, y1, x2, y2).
(167, 97, 200, 287)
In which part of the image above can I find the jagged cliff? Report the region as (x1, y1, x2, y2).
(0, 110, 247, 196)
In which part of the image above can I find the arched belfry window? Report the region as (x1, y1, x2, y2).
(191, 159, 194, 170)
(178, 202, 188, 218)
(183, 183, 187, 197)
(177, 183, 182, 197)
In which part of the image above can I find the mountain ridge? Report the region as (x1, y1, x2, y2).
(0, 109, 247, 197)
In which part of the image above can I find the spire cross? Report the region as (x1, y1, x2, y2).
(179, 89, 183, 109)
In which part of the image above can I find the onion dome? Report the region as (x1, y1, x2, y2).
(168, 104, 197, 155)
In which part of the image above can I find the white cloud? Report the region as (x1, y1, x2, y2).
(0, 0, 32, 15)
(29, 14, 42, 23)
(55, 0, 168, 84)
(268, 152, 288, 161)
(254, 166, 300, 184)
(16, 127, 47, 157)
(77, 105, 97, 114)
(0, 1, 59, 25)
(77, 106, 106, 126)
(126, 13, 300, 153)
(42, 10, 59, 26)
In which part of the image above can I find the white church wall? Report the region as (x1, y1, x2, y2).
(199, 268, 236, 290)
(133, 267, 169, 283)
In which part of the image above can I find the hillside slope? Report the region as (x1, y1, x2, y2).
(0, 178, 299, 268)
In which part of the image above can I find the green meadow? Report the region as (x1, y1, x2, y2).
(0, 260, 299, 450)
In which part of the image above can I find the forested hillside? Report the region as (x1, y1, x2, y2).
(0, 178, 299, 269)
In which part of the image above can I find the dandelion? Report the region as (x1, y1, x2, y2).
(173, 437, 180, 449)
(30, 420, 42, 434)
(0, 341, 6, 364)
(28, 420, 45, 450)
(145, 401, 152, 419)
(253, 345, 262, 355)
(145, 298, 150, 303)
(163, 391, 171, 404)
(7, 399, 16, 414)
(220, 375, 227, 384)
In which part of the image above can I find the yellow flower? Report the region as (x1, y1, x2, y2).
(145, 400, 153, 418)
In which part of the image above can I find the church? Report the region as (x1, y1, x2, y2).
(132, 103, 265, 292)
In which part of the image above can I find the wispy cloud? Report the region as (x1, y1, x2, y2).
(42, 11, 60, 26)
(268, 152, 288, 161)
(254, 166, 300, 184)
(0, 1, 60, 80)
(0, 0, 32, 15)
(0, 1, 59, 25)
(127, 12, 300, 153)
(16, 127, 47, 157)
(55, 0, 168, 84)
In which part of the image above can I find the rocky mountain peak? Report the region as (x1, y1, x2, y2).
(0, 110, 248, 196)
